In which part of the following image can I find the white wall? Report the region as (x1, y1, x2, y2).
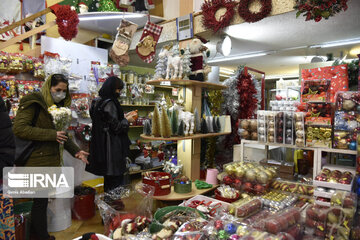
(163, 0, 180, 19)
(193, 0, 204, 13)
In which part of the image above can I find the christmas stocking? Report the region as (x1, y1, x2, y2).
(136, 20, 163, 63)
(109, 19, 138, 66)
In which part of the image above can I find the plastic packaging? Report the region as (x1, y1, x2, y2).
(238, 119, 258, 140)
(284, 111, 294, 144)
(257, 110, 266, 142)
(275, 111, 285, 144)
(305, 125, 332, 148)
(294, 112, 305, 147)
(302, 79, 331, 103)
(266, 111, 276, 143)
(335, 91, 360, 112)
(95, 183, 155, 237)
(233, 198, 263, 219)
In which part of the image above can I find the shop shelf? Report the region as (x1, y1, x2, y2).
(146, 79, 227, 90)
(140, 132, 231, 141)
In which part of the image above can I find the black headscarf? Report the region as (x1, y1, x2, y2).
(98, 76, 124, 119)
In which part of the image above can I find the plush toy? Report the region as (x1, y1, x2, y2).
(189, 37, 210, 81)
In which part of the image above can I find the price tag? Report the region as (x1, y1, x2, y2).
(160, 81, 171, 86)
(172, 88, 178, 96)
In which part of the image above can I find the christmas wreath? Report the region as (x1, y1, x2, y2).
(50, 4, 79, 41)
(294, 0, 348, 22)
(201, 0, 237, 33)
(238, 0, 272, 23)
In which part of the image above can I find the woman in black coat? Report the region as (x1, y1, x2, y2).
(86, 76, 134, 192)
(0, 96, 15, 182)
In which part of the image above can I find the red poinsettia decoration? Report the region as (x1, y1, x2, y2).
(295, 0, 348, 22)
(50, 4, 79, 41)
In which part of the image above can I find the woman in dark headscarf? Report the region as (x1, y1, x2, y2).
(86, 76, 135, 192)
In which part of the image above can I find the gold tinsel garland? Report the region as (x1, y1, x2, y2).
(206, 90, 223, 168)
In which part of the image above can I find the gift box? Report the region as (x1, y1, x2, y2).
(301, 79, 331, 103)
(142, 171, 171, 196)
(305, 103, 333, 126)
(301, 64, 349, 103)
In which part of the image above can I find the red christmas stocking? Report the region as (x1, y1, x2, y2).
(136, 20, 163, 63)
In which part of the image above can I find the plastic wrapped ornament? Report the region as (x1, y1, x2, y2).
(225, 223, 237, 235)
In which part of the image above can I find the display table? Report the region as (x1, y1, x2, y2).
(152, 183, 218, 201)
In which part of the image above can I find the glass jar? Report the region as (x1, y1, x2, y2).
(133, 72, 138, 84)
(122, 71, 128, 83)
(138, 74, 143, 84)
(128, 71, 134, 84)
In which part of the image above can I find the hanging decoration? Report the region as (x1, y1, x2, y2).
(294, 0, 348, 22)
(222, 66, 259, 146)
(136, 19, 163, 64)
(50, 4, 79, 41)
(201, 0, 237, 33)
(238, 0, 272, 23)
(98, 0, 120, 11)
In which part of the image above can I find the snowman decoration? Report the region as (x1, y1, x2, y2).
(78, 2, 89, 14)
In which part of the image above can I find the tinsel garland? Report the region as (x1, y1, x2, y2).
(205, 90, 223, 168)
(222, 66, 260, 147)
(51, 5, 79, 41)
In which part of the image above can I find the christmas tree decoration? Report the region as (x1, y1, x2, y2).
(177, 120, 185, 136)
(201, 0, 237, 33)
(170, 109, 178, 136)
(50, 4, 79, 41)
(109, 20, 138, 66)
(213, 116, 218, 133)
(154, 51, 167, 79)
(161, 106, 172, 138)
(295, 0, 348, 22)
(136, 20, 163, 63)
(143, 119, 152, 136)
(201, 117, 208, 134)
(181, 45, 192, 79)
(151, 106, 161, 137)
(98, 0, 119, 11)
(194, 108, 201, 133)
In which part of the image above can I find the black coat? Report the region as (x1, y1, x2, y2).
(86, 98, 131, 176)
(0, 96, 15, 178)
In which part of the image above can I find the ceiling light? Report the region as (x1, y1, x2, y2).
(220, 68, 235, 74)
(208, 51, 271, 64)
(79, 13, 146, 21)
(216, 36, 232, 56)
(350, 47, 360, 56)
(310, 38, 360, 49)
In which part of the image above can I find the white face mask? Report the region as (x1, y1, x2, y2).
(51, 92, 66, 103)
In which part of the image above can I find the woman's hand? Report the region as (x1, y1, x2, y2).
(56, 131, 68, 144)
(75, 150, 89, 164)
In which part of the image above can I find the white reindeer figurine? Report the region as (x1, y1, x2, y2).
(159, 44, 183, 80)
(169, 103, 194, 136)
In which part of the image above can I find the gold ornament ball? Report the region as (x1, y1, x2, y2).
(241, 120, 250, 130)
(251, 132, 258, 140)
(245, 169, 256, 181)
(240, 130, 250, 139)
(342, 99, 355, 111)
(250, 120, 258, 131)
(235, 167, 245, 178)
(256, 172, 269, 184)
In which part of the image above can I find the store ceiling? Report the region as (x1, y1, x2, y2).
(128, 0, 360, 78)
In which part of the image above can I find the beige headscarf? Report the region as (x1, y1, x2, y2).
(41, 74, 72, 107)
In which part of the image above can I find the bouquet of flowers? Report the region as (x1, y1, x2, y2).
(48, 105, 72, 165)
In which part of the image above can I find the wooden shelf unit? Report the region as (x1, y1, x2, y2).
(140, 132, 231, 141)
(129, 165, 164, 175)
(237, 140, 357, 179)
(146, 79, 227, 90)
(152, 183, 218, 201)
(141, 79, 230, 180)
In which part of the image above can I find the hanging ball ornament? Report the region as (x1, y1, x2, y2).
(218, 230, 230, 239)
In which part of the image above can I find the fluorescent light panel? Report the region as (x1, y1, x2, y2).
(310, 38, 360, 48)
(208, 52, 267, 63)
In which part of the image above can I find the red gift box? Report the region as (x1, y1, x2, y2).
(301, 64, 349, 103)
